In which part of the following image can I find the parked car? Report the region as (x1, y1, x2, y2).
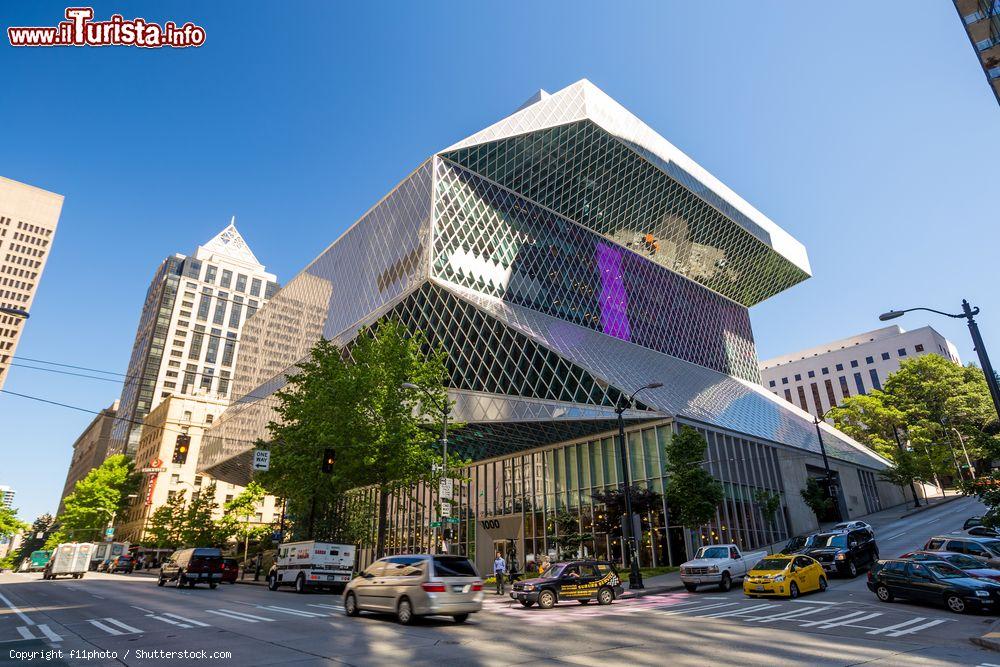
(744, 554, 827, 598)
(868, 558, 1000, 614)
(833, 520, 875, 536)
(924, 535, 1000, 569)
(220, 557, 239, 584)
(965, 516, 985, 530)
(510, 560, 623, 608)
(157, 548, 223, 589)
(900, 550, 1000, 582)
(679, 544, 767, 592)
(956, 526, 1000, 538)
(106, 555, 134, 574)
(781, 535, 814, 555)
(343, 554, 483, 624)
(802, 529, 878, 578)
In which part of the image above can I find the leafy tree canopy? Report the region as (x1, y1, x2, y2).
(47, 455, 139, 547)
(664, 426, 724, 530)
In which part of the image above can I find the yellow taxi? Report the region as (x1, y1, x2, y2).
(743, 554, 827, 598)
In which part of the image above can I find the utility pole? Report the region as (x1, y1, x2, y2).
(813, 416, 842, 521)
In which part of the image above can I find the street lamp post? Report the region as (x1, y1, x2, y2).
(402, 382, 449, 554)
(812, 416, 842, 521)
(880, 300, 1000, 420)
(0, 307, 29, 319)
(615, 382, 663, 591)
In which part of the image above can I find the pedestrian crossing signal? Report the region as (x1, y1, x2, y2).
(321, 448, 335, 474)
(172, 434, 191, 464)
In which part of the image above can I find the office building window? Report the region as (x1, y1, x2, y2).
(915, 344, 924, 353)
(807, 370, 815, 378)
(796, 386, 808, 412)
(781, 377, 788, 385)
(219, 370, 231, 396)
(229, 297, 243, 328)
(839, 375, 851, 398)
(250, 277, 262, 297)
(188, 327, 204, 360)
(194, 475, 203, 486)
(204, 265, 217, 283)
(824, 379, 837, 407)
(810, 382, 823, 415)
(794, 374, 801, 382)
(222, 334, 237, 366)
(213, 292, 228, 325)
(206, 328, 221, 363)
(881, 352, 890, 360)
(200, 367, 214, 391)
(850, 360, 859, 368)
(898, 348, 907, 357)
(225, 494, 234, 504)
(182, 364, 197, 394)
(783, 389, 792, 403)
(865, 356, 874, 364)
(821, 367, 829, 375)
(869, 368, 881, 390)
(835, 363, 844, 371)
(221, 269, 232, 288)
(853, 372, 866, 395)
(768, 380, 775, 388)
(235, 274, 248, 292)
(196, 289, 212, 320)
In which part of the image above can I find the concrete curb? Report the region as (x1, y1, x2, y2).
(970, 617, 1000, 652)
(899, 494, 965, 519)
(620, 583, 686, 599)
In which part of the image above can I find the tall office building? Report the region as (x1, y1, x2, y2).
(952, 0, 1000, 105)
(0, 176, 63, 391)
(201, 81, 905, 572)
(760, 325, 961, 419)
(58, 400, 118, 514)
(0, 485, 15, 509)
(107, 221, 278, 458)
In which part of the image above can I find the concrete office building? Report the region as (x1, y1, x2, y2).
(0, 176, 62, 391)
(953, 0, 1000, 105)
(57, 401, 119, 514)
(107, 221, 279, 458)
(117, 393, 282, 544)
(760, 325, 961, 420)
(199, 81, 905, 574)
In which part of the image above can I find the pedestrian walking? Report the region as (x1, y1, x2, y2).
(493, 551, 506, 595)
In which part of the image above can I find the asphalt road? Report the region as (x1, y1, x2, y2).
(1, 496, 998, 666)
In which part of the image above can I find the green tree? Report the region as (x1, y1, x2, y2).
(146, 491, 187, 549)
(0, 505, 28, 542)
(47, 455, 139, 546)
(590, 485, 663, 556)
(180, 483, 224, 547)
(800, 478, 834, 519)
(664, 426, 725, 536)
(11, 514, 55, 569)
(221, 481, 268, 563)
(753, 490, 781, 551)
(549, 511, 589, 560)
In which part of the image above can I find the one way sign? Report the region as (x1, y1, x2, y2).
(253, 449, 270, 471)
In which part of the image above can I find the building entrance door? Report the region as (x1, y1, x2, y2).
(475, 515, 523, 577)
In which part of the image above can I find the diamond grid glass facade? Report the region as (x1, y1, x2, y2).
(199, 80, 898, 572)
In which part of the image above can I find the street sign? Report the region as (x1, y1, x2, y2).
(439, 502, 452, 518)
(104, 527, 114, 540)
(140, 467, 167, 474)
(253, 449, 271, 471)
(438, 478, 453, 500)
(430, 521, 442, 528)
(271, 530, 283, 542)
(149, 458, 163, 467)
(445, 518, 460, 524)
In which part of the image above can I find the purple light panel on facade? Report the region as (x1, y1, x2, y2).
(595, 242, 631, 341)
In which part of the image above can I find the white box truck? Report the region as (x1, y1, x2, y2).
(44, 542, 96, 580)
(267, 541, 355, 593)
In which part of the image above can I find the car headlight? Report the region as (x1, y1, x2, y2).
(707, 565, 720, 573)
(835, 553, 846, 561)
(680, 567, 688, 574)
(976, 590, 990, 597)
(523, 584, 535, 591)
(773, 575, 784, 583)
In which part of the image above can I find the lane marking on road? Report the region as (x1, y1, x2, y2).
(0, 590, 35, 626)
(162, 613, 210, 627)
(790, 599, 838, 605)
(798, 610, 871, 627)
(36, 625, 62, 643)
(130, 606, 154, 614)
(813, 612, 882, 629)
(307, 603, 344, 611)
(884, 618, 949, 637)
(145, 614, 190, 629)
(206, 609, 274, 622)
(866, 616, 928, 635)
(258, 605, 326, 618)
(103, 618, 143, 633)
(698, 603, 777, 618)
(86, 619, 128, 636)
(884, 532, 907, 541)
(16, 627, 34, 640)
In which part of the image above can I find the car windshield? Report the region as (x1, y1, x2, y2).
(810, 534, 848, 548)
(696, 547, 730, 559)
(927, 563, 967, 579)
(947, 554, 986, 569)
(785, 537, 807, 550)
(754, 558, 791, 571)
(982, 540, 1000, 556)
(541, 564, 566, 579)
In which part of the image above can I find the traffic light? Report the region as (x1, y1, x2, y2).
(172, 434, 190, 464)
(321, 448, 335, 474)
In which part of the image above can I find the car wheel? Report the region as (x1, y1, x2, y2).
(818, 576, 828, 592)
(295, 574, 306, 593)
(538, 590, 556, 609)
(209, 582, 218, 589)
(789, 582, 799, 599)
(453, 613, 469, 624)
(344, 592, 360, 617)
(684, 583, 698, 593)
(718, 572, 732, 592)
(267, 575, 279, 591)
(875, 584, 893, 602)
(847, 561, 858, 578)
(157, 577, 165, 587)
(188, 579, 196, 588)
(598, 587, 614, 605)
(946, 594, 968, 614)
(397, 597, 414, 625)
(519, 600, 534, 608)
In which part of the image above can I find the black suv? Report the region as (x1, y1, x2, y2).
(158, 548, 223, 589)
(510, 560, 623, 609)
(869, 558, 1000, 614)
(803, 529, 878, 578)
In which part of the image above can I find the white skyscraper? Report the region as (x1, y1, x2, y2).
(0, 485, 15, 509)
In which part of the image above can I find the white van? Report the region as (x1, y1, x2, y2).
(268, 541, 355, 593)
(44, 542, 95, 580)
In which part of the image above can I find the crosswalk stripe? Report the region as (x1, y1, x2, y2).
(814, 612, 882, 629)
(261, 605, 326, 617)
(147, 615, 189, 628)
(307, 603, 344, 610)
(749, 607, 828, 622)
(866, 616, 927, 635)
(207, 609, 274, 622)
(163, 613, 210, 627)
(103, 618, 143, 633)
(885, 618, 948, 637)
(699, 604, 777, 618)
(36, 625, 61, 643)
(799, 610, 870, 627)
(87, 619, 125, 636)
(656, 602, 739, 615)
(16, 627, 34, 640)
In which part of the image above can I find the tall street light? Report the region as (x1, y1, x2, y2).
(0, 307, 29, 318)
(615, 381, 662, 590)
(812, 415, 842, 521)
(880, 300, 1000, 420)
(402, 382, 450, 554)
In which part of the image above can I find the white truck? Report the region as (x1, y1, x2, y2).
(267, 541, 356, 593)
(679, 544, 767, 592)
(43, 542, 96, 580)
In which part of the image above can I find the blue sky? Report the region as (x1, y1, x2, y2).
(1, 1, 997, 522)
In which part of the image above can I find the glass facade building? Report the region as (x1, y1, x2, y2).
(199, 80, 903, 573)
